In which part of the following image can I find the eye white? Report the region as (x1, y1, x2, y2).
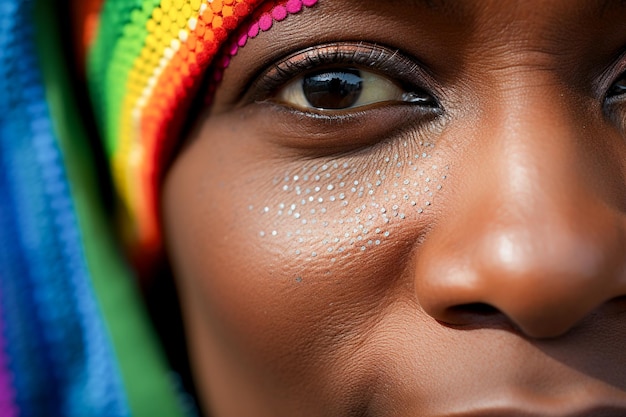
(278, 69, 408, 111)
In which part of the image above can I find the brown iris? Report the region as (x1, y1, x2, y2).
(301, 68, 363, 109)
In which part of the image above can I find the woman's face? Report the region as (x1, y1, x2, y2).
(162, 0, 626, 415)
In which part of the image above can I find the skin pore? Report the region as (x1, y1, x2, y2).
(162, 0, 626, 416)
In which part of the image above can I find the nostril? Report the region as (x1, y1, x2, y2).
(605, 295, 626, 316)
(441, 303, 513, 330)
(450, 303, 500, 316)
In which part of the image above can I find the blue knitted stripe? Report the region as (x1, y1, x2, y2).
(0, 1, 130, 415)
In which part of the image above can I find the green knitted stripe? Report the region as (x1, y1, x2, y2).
(35, 2, 190, 416)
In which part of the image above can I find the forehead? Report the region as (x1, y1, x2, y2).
(266, 0, 626, 46)
(384, 0, 626, 15)
(318, 0, 626, 31)
(217, 0, 626, 93)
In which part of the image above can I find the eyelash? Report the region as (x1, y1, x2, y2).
(247, 42, 441, 113)
(607, 71, 626, 100)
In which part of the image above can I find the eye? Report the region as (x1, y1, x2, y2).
(246, 43, 441, 117)
(277, 67, 433, 111)
(607, 74, 626, 99)
(238, 43, 443, 151)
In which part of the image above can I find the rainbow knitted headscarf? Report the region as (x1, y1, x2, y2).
(88, 0, 319, 263)
(0, 0, 317, 415)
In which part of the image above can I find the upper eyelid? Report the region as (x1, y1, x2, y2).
(242, 42, 441, 105)
(594, 46, 626, 99)
(606, 71, 626, 96)
(605, 65, 626, 101)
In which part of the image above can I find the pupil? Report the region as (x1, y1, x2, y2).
(302, 69, 363, 109)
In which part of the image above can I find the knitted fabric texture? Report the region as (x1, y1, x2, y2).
(0, 1, 131, 415)
(88, 0, 319, 261)
(0, 0, 317, 415)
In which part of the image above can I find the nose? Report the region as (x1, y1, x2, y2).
(414, 85, 626, 339)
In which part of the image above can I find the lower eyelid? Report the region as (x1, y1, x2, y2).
(247, 99, 444, 155)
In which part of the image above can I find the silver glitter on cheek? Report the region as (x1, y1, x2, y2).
(254, 140, 449, 263)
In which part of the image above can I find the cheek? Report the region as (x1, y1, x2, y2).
(161, 126, 449, 404)
(252, 140, 449, 266)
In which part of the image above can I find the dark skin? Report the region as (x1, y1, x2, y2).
(162, 0, 626, 415)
